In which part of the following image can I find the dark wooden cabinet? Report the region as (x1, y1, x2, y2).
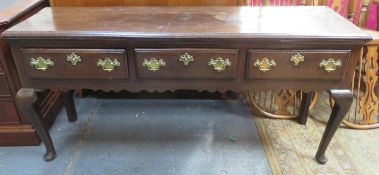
(0, 0, 63, 146)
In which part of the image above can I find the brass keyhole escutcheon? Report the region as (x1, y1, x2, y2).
(142, 58, 166, 72)
(179, 53, 194, 66)
(254, 58, 276, 72)
(290, 53, 304, 66)
(30, 57, 54, 71)
(208, 57, 231, 72)
(96, 58, 120, 72)
(67, 53, 82, 65)
(319, 58, 342, 72)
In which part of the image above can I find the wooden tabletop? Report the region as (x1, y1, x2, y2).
(3, 6, 371, 43)
(0, 0, 45, 25)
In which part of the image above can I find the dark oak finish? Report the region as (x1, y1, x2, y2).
(247, 50, 351, 80)
(21, 49, 128, 79)
(298, 92, 314, 125)
(0, 0, 63, 146)
(2, 6, 371, 162)
(0, 73, 12, 97)
(135, 49, 238, 79)
(15, 88, 55, 161)
(316, 90, 353, 164)
(62, 90, 77, 123)
(0, 99, 19, 124)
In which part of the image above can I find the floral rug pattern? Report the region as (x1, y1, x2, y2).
(253, 93, 379, 175)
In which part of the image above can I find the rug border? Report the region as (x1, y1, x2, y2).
(253, 116, 283, 175)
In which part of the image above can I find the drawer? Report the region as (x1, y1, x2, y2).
(135, 49, 238, 79)
(0, 99, 20, 124)
(247, 50, 351, 80)
(0, 73, 11, 97)
(20, 49, 128, 80)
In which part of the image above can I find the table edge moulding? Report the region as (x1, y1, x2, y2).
(1, 6, 372, 163)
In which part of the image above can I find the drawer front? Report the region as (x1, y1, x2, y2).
(247, 50, 351, 80)
(0, 99, 20, 124)
(135, 49, 238, 79)
(21, 49, 128, 80)
(0, 73, 11, 97)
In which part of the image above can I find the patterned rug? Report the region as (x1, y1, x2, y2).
(253, 93, 379, 175)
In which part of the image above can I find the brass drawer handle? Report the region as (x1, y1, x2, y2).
(96, 58, 120, 72)
(179, 53, 194, 65)
(30, 57, 54, 71)
(208, 57, 231, 72)
(290, 53, 304, 66)
(143, 58, 166, 72)
(254, 58, 276, 72)
(67, 53, 82, 65)
(319, 58, 342, 72)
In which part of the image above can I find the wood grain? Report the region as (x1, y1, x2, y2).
(3, 7, 371, 44)
(135, 48, 238, 80)
(49, 0, 244, 6)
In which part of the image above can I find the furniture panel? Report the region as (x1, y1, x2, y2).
(135, 49, 238, 80)
(0, 99, 20, 124)
(21, 49, 128, 80)
(0, 72, 11, 97)
(247, 50, 351, 80)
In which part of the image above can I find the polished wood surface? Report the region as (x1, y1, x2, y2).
(49, 0, 247, 6)
(298, 92, 315, 124)
(5, 7, 369, 44)
(3, 6, 371, 162)
(0, 0, 62, 146)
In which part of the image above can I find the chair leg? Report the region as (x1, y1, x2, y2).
(298, 92, 314, 125)
(63, 90, 77, 122)
(315, 89, 352, 164)
(16, 88, 56, 161)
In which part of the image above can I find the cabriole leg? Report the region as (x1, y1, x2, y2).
(16, 88, 56, 161)
(315, 89, 352, 164)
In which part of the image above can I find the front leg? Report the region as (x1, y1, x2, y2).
(16, 88, 56, 161)
(315, 89, 352, 164)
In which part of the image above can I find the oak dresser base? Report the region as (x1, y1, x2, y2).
(3, 6, 371, 163)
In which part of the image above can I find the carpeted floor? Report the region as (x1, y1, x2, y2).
(254, 92, 379, 175)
